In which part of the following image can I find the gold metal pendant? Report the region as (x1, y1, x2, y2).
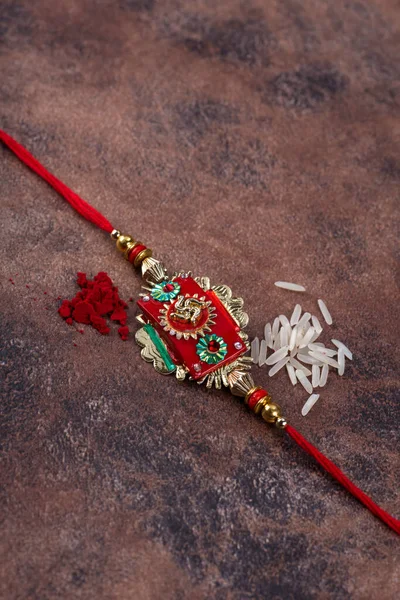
(112, 232, 286, 428)
(135, 259, 252, 390)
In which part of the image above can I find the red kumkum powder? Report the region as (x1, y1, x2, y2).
(58, 272, 130, 340)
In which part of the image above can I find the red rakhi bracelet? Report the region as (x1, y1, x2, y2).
(1, 128, 399, 536)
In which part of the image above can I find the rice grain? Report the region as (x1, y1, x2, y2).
(308, 344, 337, 357)
(279, 314, 290, 327)
(318, 299, 333, 325)
(302, 394, 320, 416)
(287, 363, 298, 385)
(319, 364, 329, 387)
(251, 337, 260, 362)
(272, 317, 280, 338)
(289, 327, 297, 351)
(299, 326, 316, 348)
(264, 322, 272, 348)
(309, 350, 339, 369)
(295, 370, 313, 394)
(297, 353, 322, 365)
(331, 339, 353, 360)
(311, 315, 323, 334)
(266, 345, 289, 365)
(269, 356, 290, 377)
(297, 312, 311, 330)
(338, 348, 345, 376)
(289, 357, 312, 376)
(275, 281, 306, 292)
(312, 364, 320, 388)
(258, 339, 268, 367)
(290, 304, 302, 326)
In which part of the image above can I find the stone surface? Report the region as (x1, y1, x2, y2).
(0, 1, 399, 598)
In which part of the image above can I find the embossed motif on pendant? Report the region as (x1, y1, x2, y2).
(159, 293, 217, 340)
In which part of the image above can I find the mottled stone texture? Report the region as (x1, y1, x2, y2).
(0, 1, 399, 598)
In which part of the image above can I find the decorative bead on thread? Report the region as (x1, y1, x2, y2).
(247, 388, 268, 410)
(110, 229, 121, 240)
(128, 244, 149, 266)
(244, 386, 261, 405)
(113, 231, 152, 267)
(246, 387, 287, 428)
(253, 396, 270, 415)
(261, 402, 282, 423)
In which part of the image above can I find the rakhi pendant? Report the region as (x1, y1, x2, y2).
(1, 129, 398, 535)
(112, 229, 286, 426)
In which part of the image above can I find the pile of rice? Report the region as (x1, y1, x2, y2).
(251, 282, 353, 416)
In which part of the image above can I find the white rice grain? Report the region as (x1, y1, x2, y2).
(296, 327, 304, 347)
(269, 356, 290, 377)
(275, 281, 306, 292)
(318, 299, 333, 325)
(295, 370, 313, 394)
(264, 322, 272, 348)
(279, 314, 290, 328)
(297, 312, 311, 330)
(338, 348, 345, 376)
(297, 353, 322, 366)
(289, 357, 312, 376)
(311, 314, 323, 334)
(308, 343, 337, 357)
(265, 345, 289, 365)
(301, 394, 320, 416)
(272, 316, 280, 338)
(309, 350, 339, 369)
(258, 339, 268, 367)
(289, 326, 297, 351)
(312, 364, 320, 388)
(280, 326, 287, 348)
(297, 346, 310, 355)
(331, 339, 353, 360)
(310, 329, 321, 343)
(251, 337, 260, 363)
(290, 304, 302, 326)
(299, 326, 316, 349)
(319, 364, 329, 387)
(286, 363, 298, 386)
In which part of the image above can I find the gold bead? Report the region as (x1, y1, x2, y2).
(134, 247, 152, 268)
(123, 240, 140, 260)
(275, 416, 288, 429)
(228, 370, 255, 398)
(253, 396, 270, 415)
(116, 235, 134, 252)
(110, 229, 121, 240)
(261, 402, 281, 423)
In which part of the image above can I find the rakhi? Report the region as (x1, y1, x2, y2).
(1, 129, 399, 536)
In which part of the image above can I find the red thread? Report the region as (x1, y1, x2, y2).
(286, 425, 400, 535)
(0, 130, 114, 234)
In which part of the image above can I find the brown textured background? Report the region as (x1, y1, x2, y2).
(1, 0, 399, 598)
